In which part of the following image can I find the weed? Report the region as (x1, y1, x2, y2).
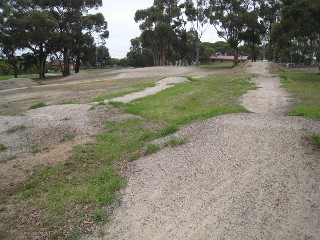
(0, 144, 6, 152)
(30, 145, 41, 154)
(0, 154, 16, 164)
(144, 143, 160, 155)
(92, 209, 108, 222)
(313, 133, 320, 148)
(157, 124, 179, 138)
(60, 132, 76, 142)
(29, 102, 46, 110)
(129, 152, 141, 162)
(164, 137, 188, 147)
(6, 125, 26, 134)
(59, 100, 79, 105)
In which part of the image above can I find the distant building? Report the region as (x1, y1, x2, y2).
(51, 59, 75, 70)
(210, 55, 249, 62)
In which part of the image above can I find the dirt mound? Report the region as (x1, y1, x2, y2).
(0, 78, 38, 90)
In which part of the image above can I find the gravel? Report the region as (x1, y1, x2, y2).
(107, 77, 190, 103)
(84, 62, 320, 239)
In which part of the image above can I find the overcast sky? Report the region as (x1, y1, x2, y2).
(99, 0, 220, 59)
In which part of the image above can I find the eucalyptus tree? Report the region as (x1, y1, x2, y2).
(135, 0, 182, 66)
(183, 0, 210, 66)
(281, 0, 320, 64)
(209, 0, 248, 65)
(37, 0, 108, 76)
(259, 0, 282, 60)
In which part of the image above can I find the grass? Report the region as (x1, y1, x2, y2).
(92, 82, 155, 102)
(279, 71, 320, 120)
(313, 134, 320, 148)
(6, 125, 26, 134)
(60, 132, 76, 142)
(0, 74, 38, 81)
(29, 102, 46, 110)
(119, 74, 255, 124)
(0, 72, 256, 239)
(163, 137, 188, 147)
(0, 144, 7, 152)
(199, 61, 234, 69)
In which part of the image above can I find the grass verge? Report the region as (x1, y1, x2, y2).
(279, 71, 320, 120)
(29, 102, 47, 110)
(0, 73, 256, 239)
(117, 74, 255, 124)
(0, 74, 37, 81)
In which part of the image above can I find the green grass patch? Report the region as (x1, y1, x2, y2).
(279, 71, 320, 120)
(0, 144, 7, 152)
(119, 74, 254, 124)
(313, 133, 320, 148)
(60, 132, 76, 142)
(0, 118, 169, 239)
(163, 137, 188, 147)
(0, 74, 37, 81)
(59, 100, 80, 105)
(144, 143, 160, 155)
(199, 61, 234, 69)
(6, 124, 26, 134)
(92, 82, 155, 102)
(29, 102, 46, 110)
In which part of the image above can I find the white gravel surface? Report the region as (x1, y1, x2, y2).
(85, 62, 320, 239)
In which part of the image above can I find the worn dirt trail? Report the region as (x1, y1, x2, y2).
(88, 62, 320, 240)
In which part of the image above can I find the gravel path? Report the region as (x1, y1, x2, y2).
(87, 62, 320, 239)
(106, 77, 189, 103)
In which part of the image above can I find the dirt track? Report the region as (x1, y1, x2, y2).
(86, 62, 320, 239)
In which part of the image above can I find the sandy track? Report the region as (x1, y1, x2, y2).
(86, 62, 320, 239)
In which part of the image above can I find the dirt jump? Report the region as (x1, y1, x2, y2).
(84, 62, 320, 239)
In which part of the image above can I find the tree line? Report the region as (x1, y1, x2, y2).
(1, 0, 320, 78)
(127, 0, 320, 67)
(0, 0, 109, 78)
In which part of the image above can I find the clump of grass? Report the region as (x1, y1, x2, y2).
(29, 102, 46, 110)
(313, 133, 320, 148)
(92, 209, 108, 222)
(60, 132, 76, 142)
(163, 137, 188, 147)
(0, 144, 7, 152)
(30, 145, 41, 154)
(0, 154, 16, 164)
(156, 124, 179, 138)
(6, 125, 26, 134)
(144, 143, 160, 155)
(59, 100, 80, 105)
(129, 152, 141, 162)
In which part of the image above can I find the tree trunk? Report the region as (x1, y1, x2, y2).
(63, 47, 70, 77)
(13, 64, 18, 78)
(233, 49, 238, 66)
(196, 38, 200, 67)
(75, 57, 80, 73)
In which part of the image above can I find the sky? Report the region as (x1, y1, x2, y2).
(98, 0, 220, 59)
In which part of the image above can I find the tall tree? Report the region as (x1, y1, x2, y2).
(209, 0, 247, 65)
(183, 0, 210, 66)
(135, 0, 182, 66)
